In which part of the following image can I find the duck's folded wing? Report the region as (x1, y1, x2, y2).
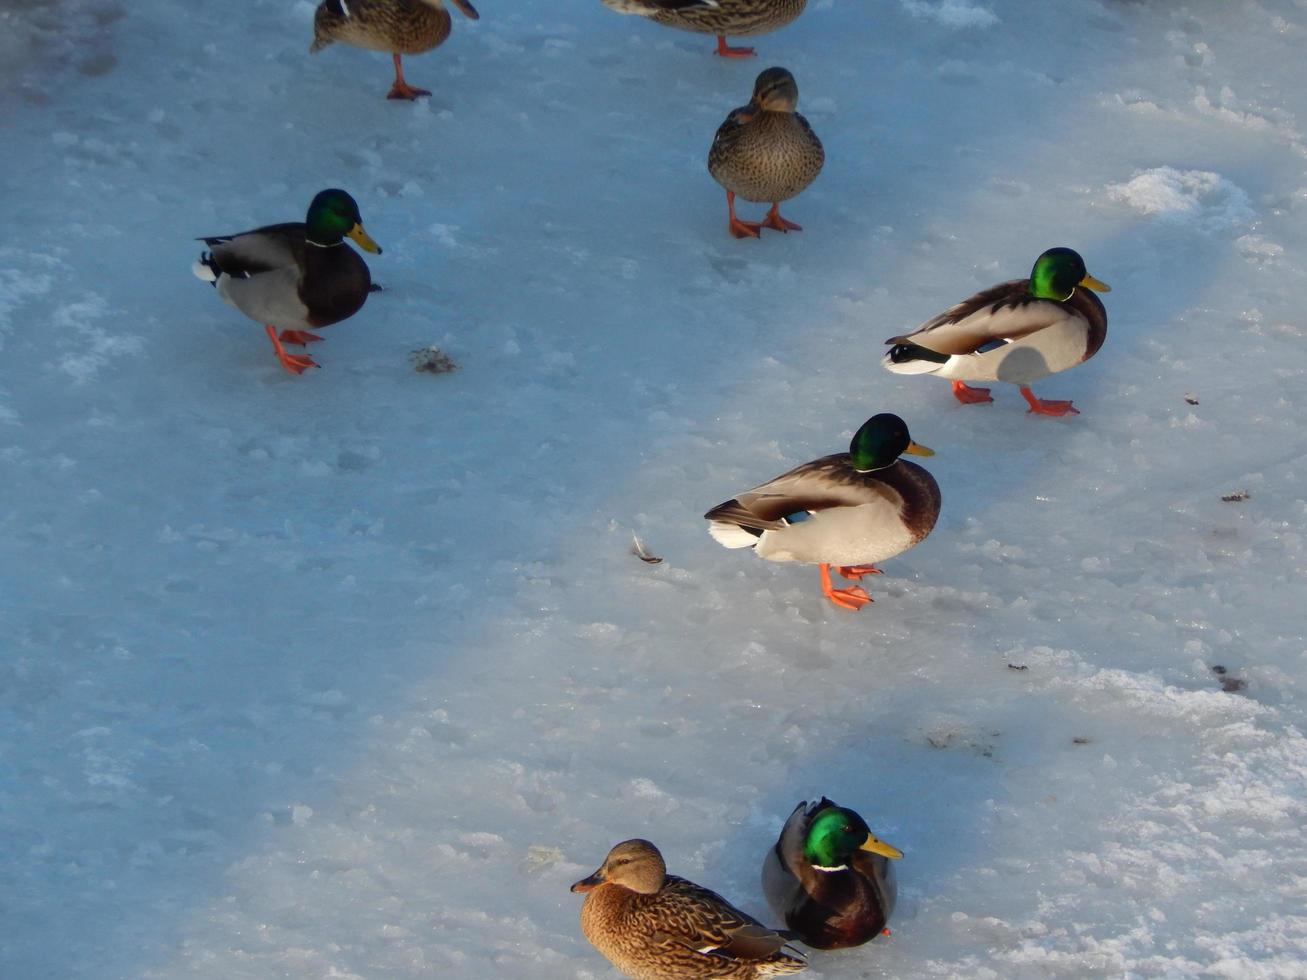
(887, 279, 1067, 355)
(649, 878, 803, 963)
(200, 222, 305, 278)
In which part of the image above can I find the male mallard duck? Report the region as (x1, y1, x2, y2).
(704, 414, 938, 611)
(310, 0, 480, 101)
(708, 67, 824, 239)
(882, 247, 1111, 416)
(192, 188, 381, 375)
(572, 839, 806, 979)
(600, 0, 807, 57)
(762, 799, 902, 950)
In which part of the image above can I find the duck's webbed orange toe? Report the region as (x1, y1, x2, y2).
(387, 82, 431, 100)
(714, 35, 756, 57)
(1020, 386, 1080, 416)
(951, 380, 993, 405)
(837, 565, 882, 580)
(820, 563, 873, 611)
(762, 205, 802, 232)
(729, 217, 763, 239)
(265, 324, 319, 375)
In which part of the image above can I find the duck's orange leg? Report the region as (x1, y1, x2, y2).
(387, 53, 431, 100)
(951, 380, 993, 404)
(761, 204, 803, 233)
(726, 191, 762, 239)
(278, 330, 324, 346)
(820, 563, 872, 611)
(265, 325, 318, 375)
(837, 564, 882, 580)
(715, 34, 756, 58)
(1020, 386, 1079, 416)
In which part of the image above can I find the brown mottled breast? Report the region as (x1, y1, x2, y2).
(708, 109, 824, 204)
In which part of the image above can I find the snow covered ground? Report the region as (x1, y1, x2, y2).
(3, 0, 1306, 977)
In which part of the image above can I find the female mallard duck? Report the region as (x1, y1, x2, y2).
(882, 247, 1111, 416)
(310, 0, 480, 101)
(704, 414, 938, 611)
(762, 799, 902, 950)
(600, 0, 807, 57)
(192, 188, 381, 375)
(572, 839, 806, 979)
(708, 67, 824, 239)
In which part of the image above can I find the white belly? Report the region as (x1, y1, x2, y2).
(937, 318, 1087, 385)
(754, 502, 917, 566)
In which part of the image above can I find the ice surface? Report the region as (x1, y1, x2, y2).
(2, 1, 1306, 978)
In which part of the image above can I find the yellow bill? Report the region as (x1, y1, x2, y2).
(1079, 273, 1110, 293)
(860, 833, 904, 860)
(348, 223, 382, 254)
(904, 440, 935, 457)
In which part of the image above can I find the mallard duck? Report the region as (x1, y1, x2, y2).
(882, 247, 1111, 416)
(310, 0, 480, 101)
(708, 67, 824, 239)
(600, 0, 807, 57)
(192, 188, 381, 375)
(761, 799, 902, 950)
(704, 414, 938, 611)
(571, 839, 806, 979)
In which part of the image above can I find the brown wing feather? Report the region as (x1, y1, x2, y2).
(646, 877, 802, 963)
(886, 279, 1060, 355)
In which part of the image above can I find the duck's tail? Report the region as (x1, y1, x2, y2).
(192, 251, 221, 287)
(882, 342, 950, 375)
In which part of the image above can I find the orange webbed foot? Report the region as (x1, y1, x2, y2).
(276, 352, 319, 375)
(387, 82, 431, 100)
(827, 586, 873, 611)
(951, 380, 993, 405)
(265, 325, 319, 375)
(714, 35, 756, 57)
(278, 330, 324, 346)
(761, 205, 802, 233)
(729, 217, 763, 239)
(820, 563, 873, 611)
(837, 565, 883, 580)
(1020, 387, 1079, 416)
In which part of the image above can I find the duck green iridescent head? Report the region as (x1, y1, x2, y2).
(752, 67, 799, 112)
(305, 188, 382, 254)
(804, 803, 903, 870)
(1028, 247, 1109, 301)
(849, 414, 934, 472)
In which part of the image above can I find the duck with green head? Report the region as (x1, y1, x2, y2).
(704, 414, 940, 611)
(883, 247, 1111, 416)
(762, 798, 902, 950)
(193, 189, 381, 375)
(571, 839, 807, 979)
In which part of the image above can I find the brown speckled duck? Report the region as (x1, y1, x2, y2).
(192, 189, 381, 375)
(708, 67, 824, 239)
(310, 0, 480, 100)
(571, 839, 806, 979)
(704, 414, 939, 611)
(600, 0, 807, 57)
(762, 799, 902, 950)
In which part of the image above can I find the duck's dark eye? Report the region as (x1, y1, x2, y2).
(842, 826, 852, 834)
